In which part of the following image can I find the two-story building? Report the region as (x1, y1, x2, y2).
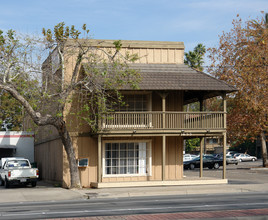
(35, 40, 235, 188)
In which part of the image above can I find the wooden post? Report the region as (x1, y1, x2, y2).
(156, 92, 168, 128)
(161, 93, 167, 129)
(222, 133, 227, 179)
(162, 135, 166, 181)
(97, 135, 102, 183)
(222, 93, 227, 179)
(159, 92, 168, 181)
(223, 93, 227, 129)
(200, 137, 204, 178)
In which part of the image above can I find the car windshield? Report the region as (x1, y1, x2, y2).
(192, 157, 200, 161)
(6, 160, 30, 168)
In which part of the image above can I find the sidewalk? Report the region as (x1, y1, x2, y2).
(73, 180, 268, 200)
(1, 179, 266, 204)
(73, 166, 268, 199)
(0, 165, 268, 203)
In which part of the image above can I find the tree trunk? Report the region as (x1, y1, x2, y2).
(57, 119, 81, 188)
(0, 84, 81, 188)
(261, 131, 267, 167)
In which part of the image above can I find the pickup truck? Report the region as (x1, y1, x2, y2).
(0, 157, 39, 188)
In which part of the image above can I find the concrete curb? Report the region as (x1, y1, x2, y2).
(70, 181, 268, 200)
(250, 167, 268, 171)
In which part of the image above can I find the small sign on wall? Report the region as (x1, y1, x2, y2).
(78, 158, 88, 167)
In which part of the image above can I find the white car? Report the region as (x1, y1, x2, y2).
(183, 154, 198, 162)
(0, 157, 39, 188)
(234, 154, 257, 162)
(226, 155, 239, 165)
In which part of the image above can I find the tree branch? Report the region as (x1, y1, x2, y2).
(0, 83, 57, 126)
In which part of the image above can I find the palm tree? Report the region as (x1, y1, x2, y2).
(184, 43, 206, 71)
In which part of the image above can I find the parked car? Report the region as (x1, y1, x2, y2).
(226, 155, 239, 165)
(0, 157, 39, 188)
(234, 154, 257, 162)
(213, 154, 222, 158)
(183, 154, 198, 162)
(233, 153, 241, 158)
(226, 151, 237, 156)
(183, 155, 223, 170)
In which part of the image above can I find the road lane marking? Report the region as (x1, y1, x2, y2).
(2, 201, 268, 217)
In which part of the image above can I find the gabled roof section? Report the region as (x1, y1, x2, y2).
(126, 63, 236, 92)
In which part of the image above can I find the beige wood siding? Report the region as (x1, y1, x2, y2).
(166, 91, 183, 111)
(101, 136, 183, 184)
(59, 135, 183, 187)
(91, 47, 184, 64)
(77, 137, 98, 187)
(35, 139, 63, 183)
(36, 91, 184, 187)
(151, 136, 162, 180)
(38, 40, 186, 188)
(62, 136, 98, 188)
(62, 40, 185, 87)
(152, 91, 183, 111)
(166, 136, 183, 180)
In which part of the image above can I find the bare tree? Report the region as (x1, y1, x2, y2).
(0, 24, 139, 187)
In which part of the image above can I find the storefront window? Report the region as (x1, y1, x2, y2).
(104, 142, 149, 176)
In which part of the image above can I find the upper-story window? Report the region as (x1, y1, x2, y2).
(115, 93, 150, 112)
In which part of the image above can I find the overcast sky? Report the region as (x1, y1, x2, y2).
(0, 0, 267, 64)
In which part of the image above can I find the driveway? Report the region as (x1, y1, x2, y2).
(0, 181, 82, 203)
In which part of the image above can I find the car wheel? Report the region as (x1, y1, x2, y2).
(252, 158, 256, 162)
(4, 177, 10, 188)
(190, 164, 195, 170)
(239, 159, 242, 162)
(31, 181, 37, 187)
(214, 163, 220, 169)
(235, 163, 238, 165)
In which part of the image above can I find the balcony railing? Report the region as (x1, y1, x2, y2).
(101, 112, 226, 131)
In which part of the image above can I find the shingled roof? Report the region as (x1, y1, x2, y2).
(127, 63, 236, 92)
(81, 63, 236, 103)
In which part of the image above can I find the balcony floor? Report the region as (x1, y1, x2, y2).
(98, 128, 226, 137)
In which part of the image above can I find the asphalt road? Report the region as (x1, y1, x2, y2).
(0, 160, 267, 219)
(0, 192, 268, 219)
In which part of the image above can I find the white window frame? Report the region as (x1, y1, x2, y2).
(102, 140, 152, 177)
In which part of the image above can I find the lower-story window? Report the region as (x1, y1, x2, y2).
(103, 141, 151, 176)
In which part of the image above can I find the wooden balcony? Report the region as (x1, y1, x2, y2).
(100, 112, 226, 135)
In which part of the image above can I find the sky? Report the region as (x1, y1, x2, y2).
(0, 0, 267, 65)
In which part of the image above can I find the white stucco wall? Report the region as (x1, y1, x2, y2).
(0, 131, 35, 162)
